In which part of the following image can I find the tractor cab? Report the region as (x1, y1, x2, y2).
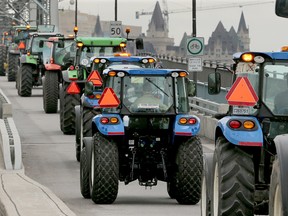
(208, 51, 288, 140)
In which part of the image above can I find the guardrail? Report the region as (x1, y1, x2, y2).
(0, 88, 22, 170)
(189, 96, 229, 141)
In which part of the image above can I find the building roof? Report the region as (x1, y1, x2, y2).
(148, 1, 165, 31)
(237, 11, 249, 34)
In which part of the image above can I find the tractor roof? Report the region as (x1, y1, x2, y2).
(103, 68, 187, 76)
(91, 55, 156, 63)
(233, 51, 288, 61)
(29, 32, 63, 37)
(13, 25, 37, 31)
(75, 36, 127, 46)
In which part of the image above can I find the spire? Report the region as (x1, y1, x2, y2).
(148, 1, 165, 31)
(237, 12, 248, 34)
(92, 15, 104, 37)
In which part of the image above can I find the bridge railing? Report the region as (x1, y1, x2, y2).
(0, 88, 22, 170)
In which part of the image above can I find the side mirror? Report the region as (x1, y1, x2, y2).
(136, 38, 144, 50)
(39, 40, 44, 48)
(275, 0, 288, 17)
(187, 79, 196, 97)
(208, 72, 221, 95)
(58, 41, 64, 48)
(84, 81, 94, 96)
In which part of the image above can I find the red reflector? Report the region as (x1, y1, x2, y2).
(66, 82, 81, 94)
(239, 142, 262, 146)
(229, 120, 241, 129)
(69, 65, 75, 70)
(100, 117, 109, 124)
(188, 118, 197, 124)
(18, 41, 25, 49)
(87, 70, 102, 86)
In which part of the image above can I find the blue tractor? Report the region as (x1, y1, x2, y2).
(202, 51, 288, 215)
(74, 55, 157, 161)
(79, 68, 203, 204)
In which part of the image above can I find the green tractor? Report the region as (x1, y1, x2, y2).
(59, 36, 137, 134)
(7, 25, 37, 82)
(16, 31, 63, 97)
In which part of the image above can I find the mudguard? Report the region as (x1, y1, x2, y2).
(44, 63, 61, 71)
(216, 116, 263, 146)
(92, 114, 124, 136)
(62, 69, 77, 82)
(82, 92, 101, 109)
(19, 54, 37, 65)
(173, 114, 200, 136)
(273, 134, 288, 215)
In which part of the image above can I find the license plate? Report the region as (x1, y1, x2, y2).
(232, 106, 249, 115)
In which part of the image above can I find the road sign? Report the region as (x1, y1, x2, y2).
(188, 57, 203, 72)
(226, 77, 258, 106)
(187, 37, 204, 56)
(110, 21, 122, 37)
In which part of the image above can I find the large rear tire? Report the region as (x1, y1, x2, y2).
(61, 82, 80, 134)
(201, 152, 214, 216)
(43, 71, 59, 113)
(90, 132, 119, 204)
(7, 53, 18, 81)
(75, 105, 81, 162)
(269, 157, 285, 216)
(212, 137, 254, 216)
(80, 147, 91, 198)
(0, 46, 6, 76)
(18, 64, 33, 97)
(174, 136, 203, 204)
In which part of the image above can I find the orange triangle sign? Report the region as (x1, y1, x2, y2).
(226, 77, 258, 106)
(98, 87, 120, 108)
(87, 70, 102, 87)
(66, 81, 81, 94)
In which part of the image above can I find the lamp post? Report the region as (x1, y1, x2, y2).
(115, 0, 117, 21)
(192, 0, 197, 95)
(73, 0, 78, 37)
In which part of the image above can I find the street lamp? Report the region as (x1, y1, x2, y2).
(69, 0, 78, 36)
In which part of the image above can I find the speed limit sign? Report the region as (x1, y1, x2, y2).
(110, 21, 122, 37)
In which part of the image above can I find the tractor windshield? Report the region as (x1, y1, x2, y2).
(79, 46, 122, 66)
(262, 62, 288, 115)
(54, 40, 76, 66)
(124, 76, 173, 113)
(31, 36, 51, 54)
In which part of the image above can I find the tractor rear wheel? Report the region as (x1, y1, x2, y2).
(174, 136, 203, 204)
(201, 153, 214, 216)
(61, 82, 80, 134)
(43, 71, 59, 113)
(212, 137, 254, 216)
(7, 53, 18, 81)
(75, 105, 81, 161)
(90, 132, 119, 204)
(80, 147, 91, 198)
(18, 64, 33, 97)
(0, 46, 6, 76)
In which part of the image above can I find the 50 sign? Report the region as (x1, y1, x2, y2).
(110, 21, 122, 37)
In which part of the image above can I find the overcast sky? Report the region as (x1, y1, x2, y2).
(59, 0, 288, 52)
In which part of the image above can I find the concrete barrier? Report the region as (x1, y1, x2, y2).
(0, 88, 76, 216)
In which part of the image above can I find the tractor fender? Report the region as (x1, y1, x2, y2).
(83, 137, 93, 170)
(62, 70, 71, 82)
(216, 116, 263, 146)
(62, 69, 79, 82)
(44, 63, 61, 71)
(173, 114, 200, 136)
(92, 114, 124, 136)
(19, 55, 37, 65)
(273, 134, 288, 214)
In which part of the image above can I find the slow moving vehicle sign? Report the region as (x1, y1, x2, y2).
(226, 77, 258, 106)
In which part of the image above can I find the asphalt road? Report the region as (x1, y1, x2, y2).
(0, 76, 214, 216)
